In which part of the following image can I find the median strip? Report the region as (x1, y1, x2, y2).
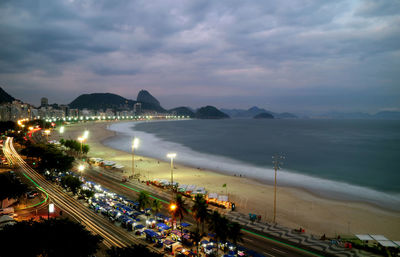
(22, 172, 49, 209)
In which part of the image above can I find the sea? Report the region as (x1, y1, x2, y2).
(103, 119, 400, 211)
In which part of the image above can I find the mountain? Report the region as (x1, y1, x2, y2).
(373, 111, 400, 119)
(168, 107, 195, 117)
(221, 106, 297, 119)
(0, 87, 15, 104)
(69, 92, 166, 112)
(275, 112, 298, 119)
(254, 112, 274, 119)
(69, 93, 131, 110)
(137, 90, 160, 106)
(195, 106, 230, 119)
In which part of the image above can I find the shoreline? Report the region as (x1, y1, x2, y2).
(60, 121, 400, 239)
(106, 120, 400, 212)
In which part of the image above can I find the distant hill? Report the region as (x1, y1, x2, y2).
(195, 106, 230, 119)
(137, 90, 160, 106)
(69, 91, 166, 112)
(169, 107, 195, 117)
(373, 111, 400, 119)
(275, 112, 298, 119)
(221, 106, 297, 119)
(0, 87, 15, 104)
(254, 112, 274, 119)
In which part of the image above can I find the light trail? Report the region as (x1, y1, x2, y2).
(3, 137, 164, 251)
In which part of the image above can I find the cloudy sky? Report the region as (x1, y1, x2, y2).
(0, 0, 399, 113)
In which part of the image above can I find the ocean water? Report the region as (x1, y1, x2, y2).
(103, 119, 400, 210)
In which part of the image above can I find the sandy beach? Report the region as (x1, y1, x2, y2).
(58, 121, 400, 240)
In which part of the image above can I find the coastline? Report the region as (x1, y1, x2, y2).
(60, 121, 400, 239)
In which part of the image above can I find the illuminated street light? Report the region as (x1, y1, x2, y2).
(78, 137, 84, 154)
(167, 153, 177, 199)
(48, 203, 54, 219)
(131, 138, 139, 179)
(44, 130, 51, 141)
(60, 126, 65, 134)
(78, 165, 85, 172)
(169, 203, 177, 211)
(83, 130, 89, 139)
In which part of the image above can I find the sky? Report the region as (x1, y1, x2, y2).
(0, 0, 399, 114)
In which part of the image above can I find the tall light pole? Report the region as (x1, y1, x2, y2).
(44, 130, 50, 141)
(78, 137, 84, 155)
(167, 153, 177, 199)
(272, 154, 284, 223)
(132, 138, 139, 179)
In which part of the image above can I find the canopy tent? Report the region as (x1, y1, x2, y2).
(164, 240, 175, 246)
(157, 223, 170, 230)
(370, 235, 389, 241)
(144, 229, 159, 237)
(134, 224, 145, 229)
(377, 241, 398, 247)
(356, 234, 373, 241)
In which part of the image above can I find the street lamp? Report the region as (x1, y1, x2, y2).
(167, 153, 177, 197)
(78, 137, 84, 154)
(131, 138, 139, 179)
(60, 126, 64, 134)
(272, 154, 284, 223)
(44, 130, 50, 141)
(78, 165, 85, 173)
(83, 130, 89, 139)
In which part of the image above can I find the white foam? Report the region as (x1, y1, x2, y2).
(103, 121, 400, 211)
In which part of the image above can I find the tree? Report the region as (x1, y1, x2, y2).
(228, 222, 243, 254)
(82, 144, 90, 155)
(171, 194, 188, 235)
(138, 191, 150, 211)
(151, 199, 162, 217)
(61, 175, 82, 195)
(80, 189, 94, 199)
(191, 194, 209, 234)
(208, 211, 229, 255)
(107, 244, 163, 257)
(190, 228, 203, 257)
(0, 218, 102, 257)
(0, 172, 28, 208)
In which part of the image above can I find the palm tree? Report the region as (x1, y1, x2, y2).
(171, 195, 188, 236)
(190, 228, 203, 257)
(151, 199, 162, 218)
(191, 194, 209, 234)
(228, 222, 243, 254)
(208, 211, 229, 255)
(138, 191, 150, 211)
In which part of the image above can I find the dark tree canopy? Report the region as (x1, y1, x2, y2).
(0, 172, 28, 207)
(0, 218, 102, 257)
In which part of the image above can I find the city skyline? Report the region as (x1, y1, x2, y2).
(1, 0, 399, 113)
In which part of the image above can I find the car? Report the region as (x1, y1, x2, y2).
(27, 190, 39, 199)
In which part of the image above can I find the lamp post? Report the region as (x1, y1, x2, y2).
(132, 138, 139, 179)
(167, 153, 177, 198)
(78, 137, 84, 155)
(83, 130, 89, 139)
(44, 130, 50, 141)
(272, 154, 284, 223)
(78, 164, 85, 173)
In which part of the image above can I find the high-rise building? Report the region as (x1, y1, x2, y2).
(134, 103, 142, 115)
(41, 97, 48, 107)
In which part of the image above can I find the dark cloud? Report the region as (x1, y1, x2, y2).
(0, 0, 399, 113)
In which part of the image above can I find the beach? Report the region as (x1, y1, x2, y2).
(59, 121, 400, 239)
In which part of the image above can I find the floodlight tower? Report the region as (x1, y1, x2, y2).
(272, 154, 285, 223)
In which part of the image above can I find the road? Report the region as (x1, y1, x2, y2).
(2, 137, 162, 252)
